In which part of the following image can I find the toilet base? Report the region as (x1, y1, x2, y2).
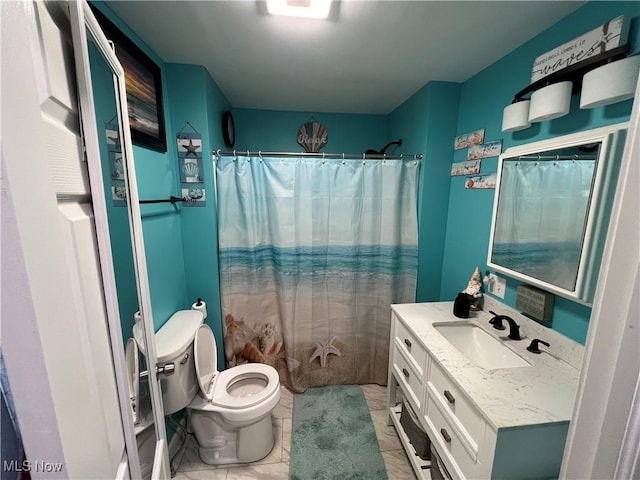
(195, 414, 276, 465)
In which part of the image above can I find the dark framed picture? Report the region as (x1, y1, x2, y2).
(90, 5, 167, 152)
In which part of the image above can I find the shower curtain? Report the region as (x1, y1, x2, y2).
(216, 154, 420, 392)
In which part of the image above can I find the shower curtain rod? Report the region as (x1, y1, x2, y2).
(517, 154, 597, 161)
(214, 149, 422, 160)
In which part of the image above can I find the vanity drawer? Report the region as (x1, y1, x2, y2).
(393, 346, 424, 412)
(426, 391, 477, 480)
(428, 360, 484, 449)
(394, 316, 427, 376)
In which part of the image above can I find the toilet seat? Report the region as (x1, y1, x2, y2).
(194, 325, 280, 410)
(213, 364, 280, 409)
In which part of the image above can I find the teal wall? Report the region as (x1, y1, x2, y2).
(232, 108, 389, 153)
(165, 63, 229, 370)
(440, 1, 639, 343)
(92, 2, 189, 332)
(87, 39, 140, 345)
(389, 82, 461, 303)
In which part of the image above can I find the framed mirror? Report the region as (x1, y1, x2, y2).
(69, 1, 170, 478)
(487, 123, 628, 305)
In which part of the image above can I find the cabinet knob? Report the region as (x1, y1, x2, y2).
(402, 368, 410, 378)
(441, 428, 452, 443)
(404, 338, 412, 349)
(444, 390, 455, 404)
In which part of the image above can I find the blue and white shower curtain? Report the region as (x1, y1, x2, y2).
(216, 155, 420, 391)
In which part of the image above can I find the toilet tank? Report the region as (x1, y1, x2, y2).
(154, 310, 204, 415)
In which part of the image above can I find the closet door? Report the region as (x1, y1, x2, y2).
(2, 0, 128, 478)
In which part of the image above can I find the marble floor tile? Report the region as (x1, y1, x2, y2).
(382, 449, 422, 480)
(281, 417, 292, 463)
(273, 386, 294, 420)
(173, 468, 228, 480)
(360, 383, 388, 411)
(226, 462, 290, 480)
(370, 409, 403, 452)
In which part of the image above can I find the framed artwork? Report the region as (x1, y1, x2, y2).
(91, 6, 167, 152)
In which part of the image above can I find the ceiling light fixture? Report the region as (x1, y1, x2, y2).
(266, 0, 332, 19)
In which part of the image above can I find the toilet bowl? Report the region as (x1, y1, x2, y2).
(187, 324, 281, 465)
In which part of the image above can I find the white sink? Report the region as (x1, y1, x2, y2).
(434, 322, 531, 369)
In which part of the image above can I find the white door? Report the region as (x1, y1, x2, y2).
(1, 0, 129, 478)
(1, 0, 167, 478)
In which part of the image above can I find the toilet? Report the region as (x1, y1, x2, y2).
(147, 310, 281, 466)
(188, 323, 281, 464)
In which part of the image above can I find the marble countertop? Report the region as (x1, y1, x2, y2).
(391, 297, 584, 430)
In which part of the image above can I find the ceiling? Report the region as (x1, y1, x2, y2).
(105, 1, 585, 115)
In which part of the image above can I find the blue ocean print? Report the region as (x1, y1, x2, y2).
(219, 244, 418, 276)
(492, 241, 582, 291)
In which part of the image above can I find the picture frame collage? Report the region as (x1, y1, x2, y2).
(452, 128, 501, 189)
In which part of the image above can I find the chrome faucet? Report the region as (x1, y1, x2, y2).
(488, 311, 521, 340)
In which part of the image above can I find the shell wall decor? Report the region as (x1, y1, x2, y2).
(297, 121, 328, 153)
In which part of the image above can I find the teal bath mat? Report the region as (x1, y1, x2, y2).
(289, 384, 388, 480)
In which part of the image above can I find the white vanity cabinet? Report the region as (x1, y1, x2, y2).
(386, 301, 582, 480)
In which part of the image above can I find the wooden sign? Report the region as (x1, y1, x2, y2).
(531, 16, 625, 82)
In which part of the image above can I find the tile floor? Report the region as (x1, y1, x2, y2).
(174, 384, 420, 480)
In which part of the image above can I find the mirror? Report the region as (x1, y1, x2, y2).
(69, 1, 170, 478)
(488, 124, 628, 304)
(85, 23, 159, 480)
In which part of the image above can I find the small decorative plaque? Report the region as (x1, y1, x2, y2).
(516, 285, 554, 323)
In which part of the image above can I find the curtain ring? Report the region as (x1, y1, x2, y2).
(233, 149, 237, 161)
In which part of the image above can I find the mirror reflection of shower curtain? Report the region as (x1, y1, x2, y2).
(216, 155, 420, 392)
(493, 159, 596, 291)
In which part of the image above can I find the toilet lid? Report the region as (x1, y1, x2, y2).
(125, 338, 139, 424)
(194, 324, 218, 401)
